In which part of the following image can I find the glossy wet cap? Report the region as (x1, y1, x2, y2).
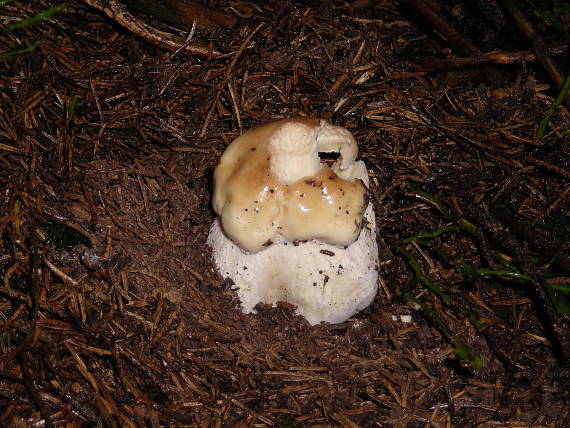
(212, 118, 368, 253)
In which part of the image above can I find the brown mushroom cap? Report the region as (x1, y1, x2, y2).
(212, 118, 367, 253)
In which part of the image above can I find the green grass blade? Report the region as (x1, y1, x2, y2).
(537, 72, 570, 138)
(400, 291, 483, 366)
(1, 3, 66, 33)
(453, 338, 484, 367)
(404, 185, 477, 233)
(0, 40, 40, 59)
(402, 224, 459, 244)
(544, 280, 570, 314)
(546, 283, 570, 293)
(66, 98, 78, 122)
(400, 291, 450, 335)
(397, 246, 452, 305)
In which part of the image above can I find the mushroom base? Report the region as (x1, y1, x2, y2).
(207, 204, 379, 325)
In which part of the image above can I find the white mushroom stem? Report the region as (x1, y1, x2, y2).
(207, 200, 378, 325)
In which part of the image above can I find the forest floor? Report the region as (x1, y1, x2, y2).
(1, 0, 569, 426)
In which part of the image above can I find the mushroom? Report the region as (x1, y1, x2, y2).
(207, 118, 378, 325)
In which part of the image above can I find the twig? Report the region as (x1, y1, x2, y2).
(21, 354, 54, 428)
(407, 0, 478, 56)
(44, 258, 80, 287)
(123, 0, 238, 30)
(407, 0, 499, 81)
(81, 0, 223, 58)
(527, 155, 570, 180)
(13, 252, 53, 428)
(224, 394, 274, 425)
(498, 0, 568, 107)
(410, 44, 568, 72)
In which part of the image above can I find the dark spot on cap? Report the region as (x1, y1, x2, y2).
(262, 239, 273, 247)
(251, 147, 256, 151)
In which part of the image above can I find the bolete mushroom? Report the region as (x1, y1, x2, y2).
(207, 118, 378, 325)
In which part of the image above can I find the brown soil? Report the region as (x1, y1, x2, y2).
(1, 0, 569, 426)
